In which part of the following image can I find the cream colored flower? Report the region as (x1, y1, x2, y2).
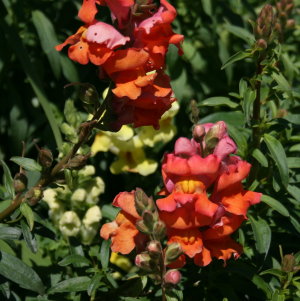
(82, 205, 102, 227)
(59, 211, 81, 237)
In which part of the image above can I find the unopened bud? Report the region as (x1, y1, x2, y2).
(147, 240, 162, 257)
(66, 154, 90, 170)
(164, 269, 182, 285)
(135, 253, 152, 272)
(13, 173, 28, 193)
(79, 84, 99, 105)
(26, 186, 43, 205)
(192, 124, 205, 143)
(38, 148, 53, 169)
(255, 5, 275, 39)
(256, 38, 268, 49)
(286, 19, 295, 29)
(134, 188, 155, 216)
(282, 254, 296, 272)
(153, 220, 166, 241)
(136, 220, 151, 234)
(285, 3, 294, 14)
(142, 210, 157, 231)
(165, 242, 183, 265)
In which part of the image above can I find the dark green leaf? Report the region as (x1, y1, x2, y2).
(48, 277, 90, 294)
(100, 239, 111, 270)
(290, 216, 300, 234)
(251, 275, 272, 299)
(287, 157, 300, 168)
(0, 226, 21, 240)
(0, 160, 15, 199)
(252, 149, 268, 168)
(20, 202, 34, 231)
(58, 254, 91, 267)
(264, 134, 289, 187)
(287, 185, 300, 202)
(249, 216, 271, 256)
(260, 269, 284, 278)
(261, 195, 289, 217)
(200, 96, 238, 108)
(10, 157, 42, 172)
(200, 111, 245, 127)
(21, 220, 37, 253)
(87, 273, 103, 296)
(221, 51, 253, 70)
(32, 10, 61, 79)
(0, 281, 10, 299)
(272, 72, 292, 98)
(0, 251, 44, 294)
(224, 23, 255, 44)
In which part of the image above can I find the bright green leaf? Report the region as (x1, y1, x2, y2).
(221, 50, 253, 70)
(264, 134, 289, 188)
(20, 203, 34, 231)
(10, 157, 42, 172)
(58, 254, 91, 267)
(200, 96, 238, 108)
(287, 157, 300, 168)
(252, 149, 268, 168)
(261, 195, 289, 217)
(100, 239, 111, 270)
(48, 277, 90, 294)
(0, 160, 15, 199)
(260, 268, 284, 278)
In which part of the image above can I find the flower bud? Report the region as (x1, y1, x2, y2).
(66, 154, 90, 170)
(164, 242, 183, 265)
(37, 148, 53, 169)
(134, 188, 155, 216)
(286, 19, 295, 29)
(153, 220, 166, 241)
(71, 188, 86, 203)
(78, 165, 96, 177)
(192, 124, 205, 143)
(136, 220, 151, 234)
(135, 253, 152, 272)
(26, 186, 43, 205)
(256, 38, 268, 49)
(82, 205, 102, 227)
(164, 269, 182, 285)
(13, 173, 28, 193)
(147, 240, 162, 258)
(142, 210, 158, 231)
(59, 211, 81, 237)
(79, 83, 99, 105)
(282, 254, 296, 272)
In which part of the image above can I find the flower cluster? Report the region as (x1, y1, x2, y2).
(91, 101, 179, 175)
(43, 165, 105, 245)
(100, 121, 261, 267)
(56, 0, 183, 130)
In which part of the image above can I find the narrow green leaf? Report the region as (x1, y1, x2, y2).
(200, 111, 245, 127)
(0, 251, 44, 294)
(0, 17, 62, 148)
(221, 51, 252, 70)
(87, 273, 103, 296)
(58, 254, 91, 267)
(48, 277, 90, 294)
(102, 204, 119, 221)
(252, 275, 272, 299)
(20, 220, 37, 253)
(252, 149, 268, 168)
(10, 157, 42, 172)
(100, 239, 111, 270)
(249, 216, 271, 256)
(264, 134, 289, 188)
(0, 160, 15, 199)
(0, 226, 21, 240)
(272, 72, 292, 97)
(289, 143, 300, 152)
(32, 10, 61, 78)
(287, 157, 300, 169)
(20, 203, 34, 231)
(0, 239, 16, 256)
(290, 216, 300, 234)
(0, 281, 10, 299)
(201, 0, 212, 16)
(287, 185, 300, 202)
(200, 96, 238, 108)
(224, 23, 255, 44)
(261, 195, 289, 217)
(260, 269, 284, 278)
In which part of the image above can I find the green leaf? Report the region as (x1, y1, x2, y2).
(224, 23, 255, 44)
(0, 226, 21, 240)
(272, 72, 292, 98)
(20, 220, 37, 254)
(200, 111, 245, 127)
(242, 88, 256, 124)
(10, 157, 42, 172)
(260, 269, 284, 278)
(0, 251, 44, 294)
(0, 239, 16, 256)
(261, 195, 289, 217)
(20, 203, 34, 231)
(200, 96, 238, 108)
(201, 0, 212, 17)
(249, 216, 271, 256)
(290, 216, 300, 234)
(287, 185, 300, 202)
(287, 157, 300, 169)
(0, 160, 15, 199)
(252, 149, 268, 168)
(58, 254, 91, 267)
(102, 204, 119, 221)
(289, 143, 300, 152)
(87, 273, 103, 296)
(252, 275, 272, 299)
(264, 134, 289, 188)
(100, 239, 111, 270)
(48, 276, 91, 294)
(221, 50, 253, 70)
(32, 10, 61, 79)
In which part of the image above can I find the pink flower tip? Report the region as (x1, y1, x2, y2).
(164, 269, 182, 285)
